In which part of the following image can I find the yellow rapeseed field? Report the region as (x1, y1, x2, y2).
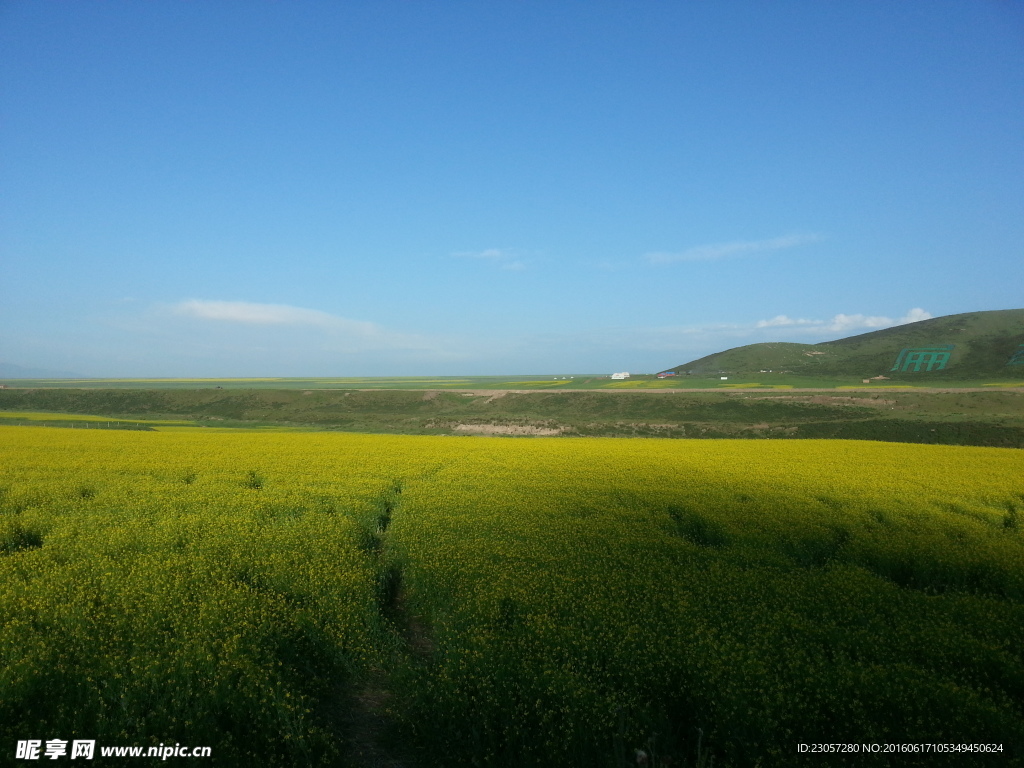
(1, 425, 1021, 766)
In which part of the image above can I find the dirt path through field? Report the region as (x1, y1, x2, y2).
(342, 482, 422, 768)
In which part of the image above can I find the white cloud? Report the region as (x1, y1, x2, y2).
(646, 233, 821, 264)
(168, 299, 445, 353)
(754, 308, 932, 335)
(458, 248, 505, 261)
(174, 299, 357, 328)
(755, 315, 816, 328)
(454, 248, 529, 270)
(899, 307, 932, 324)
(822, 313, 896, 333)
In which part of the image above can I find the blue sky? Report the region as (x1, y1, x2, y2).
(2, 1, 1022, 377)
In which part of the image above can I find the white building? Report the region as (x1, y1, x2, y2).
(610, 372, 630, 380)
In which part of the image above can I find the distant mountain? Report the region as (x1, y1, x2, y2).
(0, 362, 83, 379)
(669, 309, 1024, 380)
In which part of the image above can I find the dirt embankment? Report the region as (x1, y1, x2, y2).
(452, 423, 564, 436)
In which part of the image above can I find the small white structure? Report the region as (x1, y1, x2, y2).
(610, 372, 631, 380)
(720, 376, 728, 380)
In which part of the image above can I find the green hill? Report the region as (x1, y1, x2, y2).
(670, 308, 1024, 380)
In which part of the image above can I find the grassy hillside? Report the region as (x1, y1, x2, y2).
(671, 308, 1024, 380)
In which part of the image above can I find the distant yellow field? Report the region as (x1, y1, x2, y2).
(718, 382, 795, 389)
(503, 379, 572, 387)
(603, 379, 682, 388)
(836, 384, 918, 389)
(150, 424, 304, 433)
(45, 377, 291, 383)
(0, 410, 193, 425)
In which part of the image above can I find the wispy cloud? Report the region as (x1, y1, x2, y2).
(169, 299, 445, 353)
(645, 233, 822, 265)
(755, 307, 931, 334)
(454, 248, 528, 271)
(175, 299, 360, 328)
